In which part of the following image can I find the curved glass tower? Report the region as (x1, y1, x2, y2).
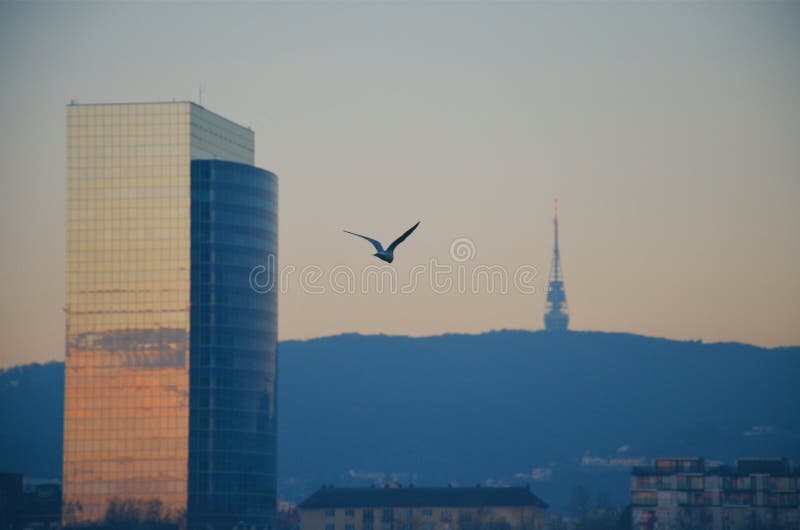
(63, 102, 277, 530)
(188, 160, 278, 529)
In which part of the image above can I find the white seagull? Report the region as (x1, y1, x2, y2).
(344, 221, 421, 263)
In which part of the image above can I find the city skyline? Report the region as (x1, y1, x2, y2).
(2, 2, 800, 369)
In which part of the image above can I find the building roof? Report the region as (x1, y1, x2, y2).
(299, 486, 548, 510)
(633, 457, 797, 477)
(735, 458, 792, 476)
(66, 100, 252, 130)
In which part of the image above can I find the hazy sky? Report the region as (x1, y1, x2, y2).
(1, 2, 799, 368)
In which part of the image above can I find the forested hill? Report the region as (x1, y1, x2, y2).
(2, 330, 799, 512)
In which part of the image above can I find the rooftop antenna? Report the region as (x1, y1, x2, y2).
(199, 84, 204, 106)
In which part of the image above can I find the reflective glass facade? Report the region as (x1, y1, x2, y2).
(64, 103, 276, 529)
(188, 160, 278, 529)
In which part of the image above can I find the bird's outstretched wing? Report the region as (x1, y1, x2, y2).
(344, 230, 384, 252)
(387, 221, 421, 253)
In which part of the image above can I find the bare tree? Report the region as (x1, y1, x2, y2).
(568, 485, 592, 517)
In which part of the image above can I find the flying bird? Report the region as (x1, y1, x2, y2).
(344, 221, 421, 263)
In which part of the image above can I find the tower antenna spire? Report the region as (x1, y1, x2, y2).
(554, 198, 559, 252)
(544, 198, 569, 331)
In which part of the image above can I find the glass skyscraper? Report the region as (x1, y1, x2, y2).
(64, 102, 277, 529)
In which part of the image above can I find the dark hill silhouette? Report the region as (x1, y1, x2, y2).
(1, 330, 798, 512)
(0, 361, 63, 478)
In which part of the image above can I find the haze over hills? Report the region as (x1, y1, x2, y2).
(1, 330, 798, 513)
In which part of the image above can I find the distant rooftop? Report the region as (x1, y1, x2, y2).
(632, 457, 797, 477)
(299, 486, 548, 510)
(735, 457, 793, 476)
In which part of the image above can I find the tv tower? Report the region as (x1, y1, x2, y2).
(544, 199, 569, 331)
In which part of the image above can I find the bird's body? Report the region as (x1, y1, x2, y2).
(372, 250, 395, 264)
(344, 221, 420, 263)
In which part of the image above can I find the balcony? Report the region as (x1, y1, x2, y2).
(767, 493, 799, 508)
(679, 492, 713, 507)
(631, 491, 657, 507)
(723, 492, 754, 506)
(676, 476, 705, 491)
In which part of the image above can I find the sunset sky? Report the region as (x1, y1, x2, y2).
(1, 2, 799, 368)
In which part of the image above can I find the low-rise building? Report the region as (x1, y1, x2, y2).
(0, 473, 60, 530)
(631, 457, 800, 530)
(299, 486, 548, 530)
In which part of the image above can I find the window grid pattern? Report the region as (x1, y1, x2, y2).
(63, 103, 269, 529)
(64, 102, 192, 525)
(187, 160, 278, 529)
